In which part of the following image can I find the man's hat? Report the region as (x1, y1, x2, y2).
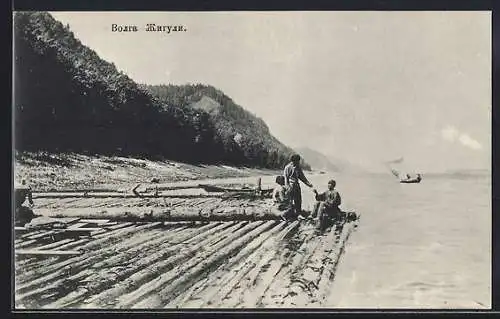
(290, 154, 301, 162)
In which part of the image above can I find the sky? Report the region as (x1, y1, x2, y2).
(49, 11, 491, 173)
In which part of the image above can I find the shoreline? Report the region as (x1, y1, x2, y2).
(14, 152, 283, 192)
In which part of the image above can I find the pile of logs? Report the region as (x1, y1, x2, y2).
(28, 177, 282, 222)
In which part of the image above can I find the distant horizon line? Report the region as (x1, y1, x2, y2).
(309, 167, 491, 175)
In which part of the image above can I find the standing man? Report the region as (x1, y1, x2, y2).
(283, 154, 314, 218)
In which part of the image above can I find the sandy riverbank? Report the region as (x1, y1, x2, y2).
(14, 152, 281, 192)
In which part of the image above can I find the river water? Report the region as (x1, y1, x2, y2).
(288, 172, 491, 309)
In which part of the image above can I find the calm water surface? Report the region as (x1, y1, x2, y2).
(296, 172, 490, 309)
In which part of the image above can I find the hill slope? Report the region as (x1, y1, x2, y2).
(295, 147, 340, 172)
(144, 85, 310, 170)
(13, 11, 304, 169)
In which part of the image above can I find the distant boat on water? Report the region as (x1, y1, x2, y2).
(399, 173, 422, 183)
(385, 157, 422, 184)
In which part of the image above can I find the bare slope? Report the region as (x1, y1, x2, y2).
(15, 152, 277, 192)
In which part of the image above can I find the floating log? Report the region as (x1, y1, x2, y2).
(16, 249, 82, 256)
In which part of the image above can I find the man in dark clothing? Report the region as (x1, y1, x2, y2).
(272, 175, 295, 221)
(14, 180, 36, 226)
(312, 179, 342, 220)
(283, 154, 314, 218)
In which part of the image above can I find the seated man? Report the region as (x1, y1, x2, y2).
(272, 175, 294, 220)
(312, 179, 342, 221)
(14, 179, 36, 226)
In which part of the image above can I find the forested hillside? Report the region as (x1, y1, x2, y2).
(144, 84, 309, 169)
(13, 11, 306, 169)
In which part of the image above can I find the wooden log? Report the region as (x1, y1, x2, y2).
(197, 184, 269, 193)
(51, 238, 90, 251)
(148, 185, 201, 191)
(20, 230, 44, 239)
(41, 188, 120, 193)
(51, 229, 95, 241)
(63, 227, 103, 232)
(99, 222, 119, 227)
(16, 249, 82, 256)
(151, 181, 260, 192)
(67, 222, 91, 229)
(32, 192, 224, 199)
(34, 205, 283, 222)
(30, 239, 75, 251)
(15, 239, 38, 249)
(220, 191, 272, 200)
(27, 230, 58, 240)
